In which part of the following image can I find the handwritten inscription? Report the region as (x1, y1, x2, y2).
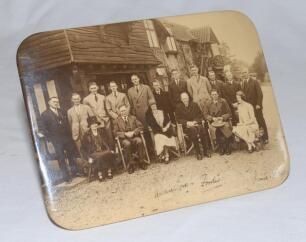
(154, 174, 221, 198)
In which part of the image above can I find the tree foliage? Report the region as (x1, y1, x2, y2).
(250, 51, 268, 81)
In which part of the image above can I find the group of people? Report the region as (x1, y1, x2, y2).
(40, 64, 268, 183)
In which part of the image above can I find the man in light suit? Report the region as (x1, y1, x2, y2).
(187, 65, 212, 113)
(105, 81, 130, 121)
(127, 74, 156, 127)
(67, 93, 94, 156)
(83, 81, 114, 149)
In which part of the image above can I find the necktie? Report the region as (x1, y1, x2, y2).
(94, 94, 98, 102)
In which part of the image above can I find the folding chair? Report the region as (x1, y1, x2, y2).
(148, 125, 181, 160)
(115, 131, 151, 170)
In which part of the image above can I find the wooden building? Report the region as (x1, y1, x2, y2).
(17, 21, 161, 132)
(142, 20, 221, 90)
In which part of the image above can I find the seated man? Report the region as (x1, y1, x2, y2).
(81, 116, 116, 182)
(113, 104, 148, 174)
(205, 89, 233, 155)
(175, 92, 211, 160)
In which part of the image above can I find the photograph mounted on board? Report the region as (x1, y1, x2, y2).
(17, 10, 289, 230)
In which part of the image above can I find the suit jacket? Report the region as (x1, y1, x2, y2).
(222, 80, 241, 105)
(175, 101, 203, 129)
(105, 91, 130, 120)
(40, 108, 71, 143)
(67, 104, 94, 141)
(209, 79, 224, 98)
(81, 128, 110, 160)
(113, 115, 143, 139)
(241, 78, 263, 107)
(168, 78, 188, 108)
(204, 98, 231, 121)
(127, 84, 156, 125)
(83, 93, 109, 126)
(204, 98, 232, 138)
(187, 75, 212, 105)
(153, 89, 175, 122)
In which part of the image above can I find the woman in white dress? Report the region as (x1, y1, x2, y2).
(232, 91, 259, 153)
(146, 106, 177, 163)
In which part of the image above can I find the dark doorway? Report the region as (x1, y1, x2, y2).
(96, 72, 148, 95)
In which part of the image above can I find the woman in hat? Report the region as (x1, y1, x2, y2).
(145, 105, 177, 163)
(81, 116, 116, 181)
(232, 91, 259, 153)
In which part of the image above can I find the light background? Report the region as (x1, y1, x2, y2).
(0, 0, 305, 241)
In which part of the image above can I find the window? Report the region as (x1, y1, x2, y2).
(33, 83, 47, 114)
(165, 27, 177, 52)
(144, 20, 159, 48)
(46, 80, 58, 98)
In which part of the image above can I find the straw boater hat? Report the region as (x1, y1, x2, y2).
(87, 116, 101, 128)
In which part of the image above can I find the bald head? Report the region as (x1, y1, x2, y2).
(180, 92, 190, 106)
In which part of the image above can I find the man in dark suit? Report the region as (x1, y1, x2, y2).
(40, 97, 77, 183)
(152, 80, 175, 123)
(168, 69, 188, 110)
(113, 104, 148, 174)
(127, 74, 156, 127)
(207, 70, 224, 98)
(175, 92, 211, 160)
(223, 71, 241, 125)
(241, 68, 269, 143)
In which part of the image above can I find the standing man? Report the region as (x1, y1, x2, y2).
(207, 70, 224, 98)
(168, 68, 188, 110)
(241, 68, 269, 143)
(222, 71, 241, 125)
(105, 81, 130, 121)
(205, 90, 233, 155)
(113, 104, 148, 174)
(83, 81, 114, 149)
(67, 93, 94, 157)
(40, 97, 77, 183)
(127, 74, 156, 127)
(152, 80, 175, 123)
(175, 92, 211, 160)
(187, 65, 212, 113)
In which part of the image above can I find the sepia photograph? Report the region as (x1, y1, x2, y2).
(17, 11, 289, 229)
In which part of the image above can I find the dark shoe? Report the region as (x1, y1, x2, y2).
(248, 147, 254, 153)
(197, 153, 203, 160)
(107, 173, 113, 179)
(140, 163, 148, 170)
(65, 178, 72, 184)
(204, 152, 211, 158)
(219, 148, 225, 156)
(264, 139, 269, 145)
(128, 165, 135, 174)
(226, 146, 232, 155)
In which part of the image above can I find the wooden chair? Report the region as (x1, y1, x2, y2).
(115, 130, 151, 170)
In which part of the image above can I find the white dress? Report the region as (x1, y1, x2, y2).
(233, 101, 259, 144)
(152, 110, 177, 156)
